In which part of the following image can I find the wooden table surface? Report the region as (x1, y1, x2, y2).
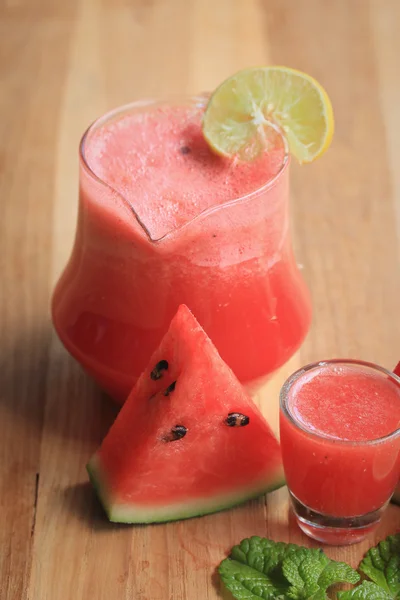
(2, 1, 400, 598)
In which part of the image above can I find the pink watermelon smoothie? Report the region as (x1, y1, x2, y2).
(280, 361, 400, 519)
(85, 105, 286, 240)
(52, 98, 311, 402)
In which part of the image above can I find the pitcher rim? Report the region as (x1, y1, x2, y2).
(79, 95, 290, 243)
(280, 358, 400, 447)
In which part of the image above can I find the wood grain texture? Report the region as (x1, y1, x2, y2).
(1, 0, 400, 598)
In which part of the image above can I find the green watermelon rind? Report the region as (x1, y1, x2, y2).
(87, 455, 285, 524)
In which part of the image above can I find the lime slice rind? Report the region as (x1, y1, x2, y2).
(202, 66, 334, 164)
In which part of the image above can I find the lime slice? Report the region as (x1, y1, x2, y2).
(202, 66, 334, 163)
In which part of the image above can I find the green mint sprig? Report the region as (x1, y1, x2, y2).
(338, 535, 400, 600)
(218, 536, 359, 599)
(219, 534, 400, 600)
(338, 581, 395, 599)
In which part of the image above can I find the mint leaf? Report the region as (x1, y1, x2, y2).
(219, 536, 298, 599)
(218, 536, 359, 600)
(338, 581, 393, 600)
(359, 535, 400, 598)
(282, 548, 359, 599)
(218, 558, 287, 599)
(229, 536, 299, 577)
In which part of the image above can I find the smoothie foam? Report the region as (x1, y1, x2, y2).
(289, 364, 400, 442)
(85, 105, 286, 240)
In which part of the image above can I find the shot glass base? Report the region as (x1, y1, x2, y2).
(290, 492, 386, 545)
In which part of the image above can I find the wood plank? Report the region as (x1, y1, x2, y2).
(0, 8, 77, 599)
(264, 0, 400, 367)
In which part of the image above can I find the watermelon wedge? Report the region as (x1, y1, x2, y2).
(87, 304, 285, 523)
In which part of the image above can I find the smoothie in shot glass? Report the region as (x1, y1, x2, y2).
(280, 359, 400, 545)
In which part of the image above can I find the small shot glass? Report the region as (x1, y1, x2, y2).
(279, 359, 400, 545)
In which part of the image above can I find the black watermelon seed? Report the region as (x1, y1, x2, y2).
(150, 360, 169, 380)
(163, 380, 176, 396)
(225, 412, 250, 427)
(164, 425, 187, 442)
(180, 146, 191, 155)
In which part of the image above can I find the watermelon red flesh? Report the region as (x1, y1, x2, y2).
(87, 304, 284, 523)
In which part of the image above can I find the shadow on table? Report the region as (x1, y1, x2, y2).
(63, 482, 129, 532)
(211, 567, 230, 599)
(63, 482, 181, 533)
(0, 322, 119, 444)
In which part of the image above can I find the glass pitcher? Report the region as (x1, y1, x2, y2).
(51, 96, 312, 404)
